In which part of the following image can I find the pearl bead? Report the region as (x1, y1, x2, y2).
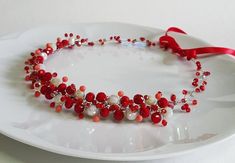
(146, 96, 156, 105)
(164, 108, 173, 119)
(41, 52, 48, 60)
(54, 94, 62, 104)
(75, 90, 84, 99)
(125, 109, 138, 120)
(69, 37, 75, 45)
(85, 105, 99, 117)
(107, 95, 119, 105)
(51, 78, 61, 86)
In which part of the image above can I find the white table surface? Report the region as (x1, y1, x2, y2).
(0, 0, 235, 162)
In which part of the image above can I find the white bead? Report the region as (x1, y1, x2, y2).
(41, 52, 48, 60)
(51, 78, 61, 86)
(69, 37, 75, 45)
(75, 90, 84, 99)
(164, 108, 173, 119)
(125, 109, 138, 120)
(54, 94, 62, 103)
(146, 96, 156, 105)
(85, 105, 99, 117)
(107, 95, 119, 105)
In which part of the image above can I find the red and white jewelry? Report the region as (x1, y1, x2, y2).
(23, 30, 211, 126)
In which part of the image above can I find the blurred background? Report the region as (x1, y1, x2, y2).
(0, 0, 234, 47)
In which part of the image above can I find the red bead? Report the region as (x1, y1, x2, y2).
(109, 104, 119, 111)
(157, 98, 168, 108)
(44, 47, 53, 54)
(42, 72, 52, 81)
(196, 61, 201, 66)
(62, 76, 68, 82)
(113, 109, 124, 121)
(140, 107, 150, 118)
(120, 96, 130, 107)
(38, 69, 45, 78)
(66, 84, 76, 94)
(55, 105, 62, 112)
(76, 98, 83, 105)
(155, 91, 162, 100)
(34, 91, 41, 97)
(96, 103, 104, 109)
(79, 85, 86, 92)
(195, 72, 200, 76)
(151, 105, 158, 111)
(24, 66, 29, 71)
(85, 92, 95, 102)
(88, 42, 94, 46)
(74, 104, 84, 113)
(197, 66, 202, 71)
(193, 78, 199, 82)
(56, 42, 63, 49)
(181, 103, 189, 110)
(118, 90, 124, 97)
(186, 107, 191, 112)
(151, 112, 162, 124)
(195, 88, 200, 93)
(130, 105, 139, 112)
(50, 102, 55, 108)
(52, 72, 57, 77)
(25, 75, 30, 81)
(60, 96, 66, 102)
(140, 37, 145, 41)
(182, 90, 188, 95)
(203, 71, 211, 76)
(96, 92, 107, 102)
(62, 39, 69, 46)
(93, 115, 100, 122)
(36, 56, 44, 64)
(192, 82, 198, 87)
(161, 109, 167, 114)
(200, 85, 205, 91)
(135, 115, 143, 122)
(162, 119, 168, 126)
(170, 94, 176, 101)
(35, 49, 41, 54)
(133, 94, 144, 104)
(57, 83, 67, 92)
(192, 99, 197, 105)
(81, 38, 86, 43)
(203, 81, 207, 85)
(45, 92, 53, 100)
(40, 85, 48, 95)
(100, 108, 110, 118)
(65, 98, 74, 109)
(78, 113, 84, 119)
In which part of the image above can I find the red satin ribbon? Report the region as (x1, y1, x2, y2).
(159, 27, 235, 59)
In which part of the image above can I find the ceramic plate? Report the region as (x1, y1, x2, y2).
(0, 23, 234, 161)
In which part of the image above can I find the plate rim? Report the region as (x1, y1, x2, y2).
(0, 22, 235, 161)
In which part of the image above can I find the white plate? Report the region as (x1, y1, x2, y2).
(0, 22, 235, 161)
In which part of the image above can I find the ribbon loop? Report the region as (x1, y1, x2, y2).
(159, 27, 235, 58)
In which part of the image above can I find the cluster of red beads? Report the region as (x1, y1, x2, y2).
(24, 33, 210, 126)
